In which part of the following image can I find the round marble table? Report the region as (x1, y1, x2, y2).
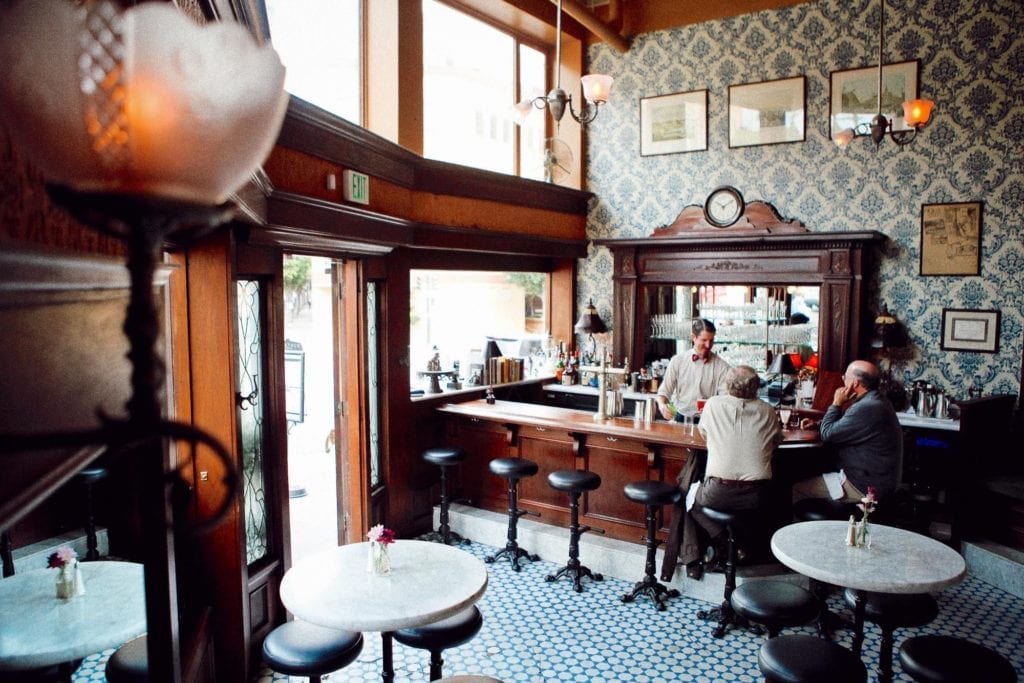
(280, 540, 488, 682)
(0, 561, 146, 675)
(771, 521, 966, 653)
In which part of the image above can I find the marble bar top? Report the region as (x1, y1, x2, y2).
(896, 411, 961, 432)
(771, 521, 966, 594)
(0, 561, 146, 670)
(438, 399, 821, 450)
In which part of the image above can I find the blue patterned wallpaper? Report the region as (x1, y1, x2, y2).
(579, 0, 1023, 399)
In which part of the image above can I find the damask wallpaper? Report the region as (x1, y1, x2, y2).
(579, 0, 1023, 398)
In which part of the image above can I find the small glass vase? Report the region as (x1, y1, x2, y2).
(856, 518, 871, 549)
(55, 560, 86, 599)
(366, 541, 391, 576)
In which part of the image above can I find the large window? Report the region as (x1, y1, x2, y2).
(265, 0, 361, 124)
(410, 270, 548, 393)
(423, 1, 546, 177)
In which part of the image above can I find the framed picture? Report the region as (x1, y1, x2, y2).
(941, 309, 1000, 353)
(920, 201, 982, 276)
(830, 60, 918, 140)
(728, 75, 805, 148)
(640, 90, 708, 156)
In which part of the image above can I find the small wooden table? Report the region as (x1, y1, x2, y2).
(280, 540, 488, 682)
(771, 521, 966, 653)
(0, 561, 146, 679)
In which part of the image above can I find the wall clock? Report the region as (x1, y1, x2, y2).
(703, 186, 745, 227)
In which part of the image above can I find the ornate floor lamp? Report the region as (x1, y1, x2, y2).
(0, 2, 288, 680)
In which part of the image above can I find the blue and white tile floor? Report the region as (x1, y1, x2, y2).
(72, 539, 1023, 682)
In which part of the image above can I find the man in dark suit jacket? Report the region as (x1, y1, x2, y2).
(793, 360, 902, 502)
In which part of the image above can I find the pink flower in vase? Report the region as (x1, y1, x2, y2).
(367, 524, 395, 545)
(47, 545, 78, 569)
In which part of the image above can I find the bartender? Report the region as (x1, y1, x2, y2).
(655, 318, 731, 419)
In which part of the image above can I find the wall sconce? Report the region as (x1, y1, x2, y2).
(513, 0, 613, 128)
(832, 0, 934, 149)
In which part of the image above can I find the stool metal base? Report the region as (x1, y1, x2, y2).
(422, 528, 471, 546)
(546, 561, 603, 592)
(696, 602, 760, 639)
(485, 542, 539, 571)
(621, 575, 680, 611)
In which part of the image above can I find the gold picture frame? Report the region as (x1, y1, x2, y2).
(920, 201, 982, 276)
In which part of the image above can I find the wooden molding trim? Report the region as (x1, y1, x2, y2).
(264, 190, 588, 259)
(276, 98, 592, 215)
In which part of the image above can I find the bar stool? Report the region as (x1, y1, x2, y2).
(423, 446, 469, 545)
(394, 606, 484, 681)
(620, 480, 680, 611)
(485, 457, 540, 571)
(695, 506, 755, 637)
(730, 580, 821, 638)
(105, 635, 148, 683)
(899, 635, 1017, 683)
(262, 620, 364, 683)
(844, 589, 938, 683)
(545, 470, 605, 592)
(75, 465, 109, 560)
(758, 634, 867, 683)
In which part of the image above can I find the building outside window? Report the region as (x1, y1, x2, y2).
(264, 0, 361, 124)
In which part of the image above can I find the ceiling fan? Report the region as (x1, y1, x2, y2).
(542, 137, 573, 184)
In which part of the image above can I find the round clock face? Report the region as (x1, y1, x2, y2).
(704, 186, 745, 227)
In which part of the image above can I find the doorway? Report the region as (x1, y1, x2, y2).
(283, 254, 341, 562)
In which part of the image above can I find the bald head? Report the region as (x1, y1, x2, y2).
(845, 360, 880, 391)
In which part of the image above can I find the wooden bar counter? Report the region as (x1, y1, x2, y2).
(438, 399, 820, 545)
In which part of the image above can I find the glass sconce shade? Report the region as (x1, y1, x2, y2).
(0, 0, 289, 206)
(903, 99, 935, 127)
(581, 74, 613, 104)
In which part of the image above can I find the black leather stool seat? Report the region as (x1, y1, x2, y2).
(424, 447, 467, 467)
(394, 606, 484, 681)
(793, 497, 859, 521)
(548, 469, 601, 492)
(700, 506, 744, 527)
(76, 466, 109, 486)
(105, 635, 148, 683)
(623, 480, 680, 507)
(758, 634, 868, 683)
(730, 580, 820, 638)
(899, 635, 1017, 683)
(262, 620, 364, 681)
(489, 457, 539, 478)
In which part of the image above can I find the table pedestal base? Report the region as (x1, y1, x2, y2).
(381, 632, 394, 683)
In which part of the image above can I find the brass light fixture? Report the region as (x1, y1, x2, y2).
(513, 0, 613, 129)
(832, 0, 934, 149)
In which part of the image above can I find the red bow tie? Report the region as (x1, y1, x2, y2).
(692, 354, 708, 363)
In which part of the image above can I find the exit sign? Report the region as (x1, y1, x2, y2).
(343, 170, 369, 205)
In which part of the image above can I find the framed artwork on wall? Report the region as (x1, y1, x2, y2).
(639, 90, 708, 156)
(829, 60, 918, 140)
(941, 308, 1000, 353)
(727, 75, 805, 148)
(920, 201, 982, 276)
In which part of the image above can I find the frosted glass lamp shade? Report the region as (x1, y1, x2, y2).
(0, 0, 289, 205)
(581, 74, 613, 104)
(903, 99, 935, 127)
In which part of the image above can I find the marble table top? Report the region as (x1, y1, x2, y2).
(771, 521, 966, 594)
(280, 540, 488, 633)
(0, 561, 146, 670)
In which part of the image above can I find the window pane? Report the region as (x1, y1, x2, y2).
(236, 280, 268, 566)
(518, 43, 547, 181)
(410, 271, 548, 392)
(265, 0, 361, 124)
(423, 1, 515, 173)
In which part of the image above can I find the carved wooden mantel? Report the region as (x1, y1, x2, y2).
(652, 199, 807, 237)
